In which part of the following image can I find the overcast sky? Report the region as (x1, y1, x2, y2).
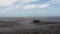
(0, 0, 60, 17)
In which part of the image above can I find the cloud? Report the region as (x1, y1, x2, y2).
(39, 4, 50, 8)
(20, 0, 39, 3)
(0, 0, 21, 13)
(22, 4, 37, 9)
(22, 4, 50, 9)
(0, 0, 18, 7)
(0, 0, 39, 7)
(0, 0, 60, 13)
(0, 0, 39, 13)
(47, 0, 60, 5)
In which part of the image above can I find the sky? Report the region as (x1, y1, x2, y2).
(0, 0, 60, 17)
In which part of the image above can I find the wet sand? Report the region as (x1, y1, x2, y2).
(0, 17, 60, 34)
(0, 21, 40, 34)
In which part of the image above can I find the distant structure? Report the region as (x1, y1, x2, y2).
(33, 20, 41, 23)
